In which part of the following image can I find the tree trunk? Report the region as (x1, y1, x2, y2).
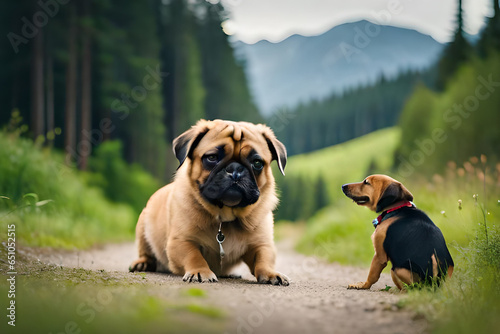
(31, 29, 44, 139)
(46, 45, 54, 144)
(65, 2, 78, 165)
(79, 0, 92, 170)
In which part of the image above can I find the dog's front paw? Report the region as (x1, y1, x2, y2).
(256, 270, 290, 286)
(129, 256, 156, 272)
(183, 269, 218, 283)
(347, 282, 371, 290)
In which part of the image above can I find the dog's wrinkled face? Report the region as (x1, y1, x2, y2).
(173, 120, 287, 210)
(342, 174, 413, 213)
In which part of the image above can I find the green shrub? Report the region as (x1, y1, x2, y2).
(0, 131, 135, 248)
(397, 53, 500, 174)
(87, 140, 161, 215)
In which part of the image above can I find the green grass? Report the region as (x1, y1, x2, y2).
(0, 130, 136, 248)
(0, 261, 225, 334)
(284, 127, 500, 333)
(401, 228, 500, 334)
(285, 127, 403, 265)
(285, 127, 401, 201)
(286, 127, 497, 265)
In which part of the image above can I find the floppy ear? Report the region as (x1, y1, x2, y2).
(264, 134, 287, 176)
(172, 126, 208, 168)
(376, 182, 413, 212)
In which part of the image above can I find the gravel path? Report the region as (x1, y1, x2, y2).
(36, 240, 427, 334)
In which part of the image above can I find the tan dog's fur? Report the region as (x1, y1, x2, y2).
(343, 175, 453, 290)
(129, 120, 289, 285)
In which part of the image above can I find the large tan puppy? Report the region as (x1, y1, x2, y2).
(129, 120, 289, 285)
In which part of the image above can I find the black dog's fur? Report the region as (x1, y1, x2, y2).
(384, 206, 454, 282)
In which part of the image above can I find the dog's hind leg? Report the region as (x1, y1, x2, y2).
(393, 268, 421, 289)
(391, 269, 405, 290)
(431, 254, 439, 278)
(129, 211, 157, 272)
(447, 265, 454, 278)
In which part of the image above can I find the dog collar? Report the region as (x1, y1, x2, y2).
(372, 201, 415, 228)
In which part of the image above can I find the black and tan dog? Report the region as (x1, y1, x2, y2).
(342, 174, 454, 290)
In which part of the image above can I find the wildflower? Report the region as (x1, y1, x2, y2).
(470, 156, 479, 164)
(458, 199, 462, 210)
(480, 154, 487, 164)
(441, 210, 447, 218)
(464, 162, 474, 174)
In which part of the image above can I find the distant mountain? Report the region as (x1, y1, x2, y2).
(233, 20, 444, 115)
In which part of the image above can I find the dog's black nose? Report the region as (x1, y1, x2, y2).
(232, 171, 242, 181)
(342, 184, 348, 194)
(225, 162, 245, 181)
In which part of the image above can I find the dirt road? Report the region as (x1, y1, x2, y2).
(36, 240, 427, 334)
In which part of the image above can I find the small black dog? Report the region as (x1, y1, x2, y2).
(342, 174, 454, 290)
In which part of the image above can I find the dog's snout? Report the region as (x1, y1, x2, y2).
(342, 184, 349, 194)
(232, 171, 242, 181)
(225, 162, 245, 181)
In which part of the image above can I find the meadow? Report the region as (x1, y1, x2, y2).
(283, 127, 500, 334)
(1, 123, 499, 333)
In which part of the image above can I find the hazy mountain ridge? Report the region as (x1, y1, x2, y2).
(233, 20, 444, 115)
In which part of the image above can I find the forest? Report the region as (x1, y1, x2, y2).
(2, 0, 500, 224)
(0, 0, 260, 183)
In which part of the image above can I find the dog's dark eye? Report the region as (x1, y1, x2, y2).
(206, 154, 218, 163)
(203, 154, 219, 169)
(252, 159, 264, 171)
(363, 179, 370, 185)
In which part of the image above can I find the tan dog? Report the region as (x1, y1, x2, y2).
(129, 120, 289, 285)
(342, 174, 454, 290)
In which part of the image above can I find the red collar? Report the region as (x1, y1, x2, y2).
(373, 201, 415, 228)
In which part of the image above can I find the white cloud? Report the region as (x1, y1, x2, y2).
(222, 0, 492, 44)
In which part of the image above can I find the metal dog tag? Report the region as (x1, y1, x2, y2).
(217, 230, 225, 258)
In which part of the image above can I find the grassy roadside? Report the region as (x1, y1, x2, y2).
(0, 130, 136, 249)
(0, 250, 224, 334)
(282, 127, 500, 333)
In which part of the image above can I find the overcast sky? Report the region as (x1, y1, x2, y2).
(219, 0, 493, 44)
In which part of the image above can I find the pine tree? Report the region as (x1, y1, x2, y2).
(196, 2, 262, 123)
(477, 0, 500, 56)
(64, 1, 78, 163)
(157, 0, 206, 140)
(436, 0, 472, 90)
